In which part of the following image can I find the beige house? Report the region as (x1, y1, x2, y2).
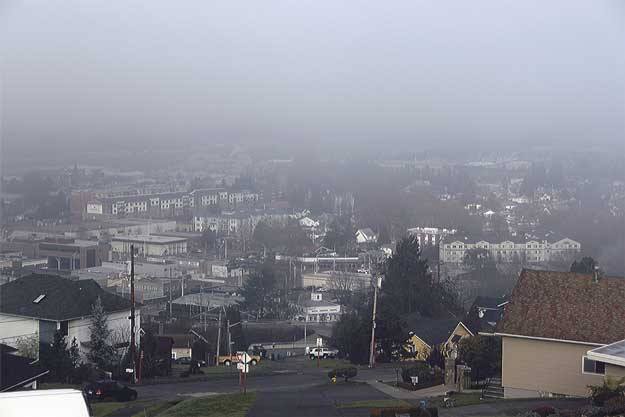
(404, 318, 473, 361)
(496, 269, 625, 398)
(586, 340, 625, 381)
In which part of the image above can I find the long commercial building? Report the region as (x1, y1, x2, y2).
(111, 235, 188, 258)
(440, 237, 581, 264)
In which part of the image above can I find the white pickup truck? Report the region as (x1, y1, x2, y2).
(309, 347, 339, 359)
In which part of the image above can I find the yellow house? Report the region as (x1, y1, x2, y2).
(404, 318, 474, 361)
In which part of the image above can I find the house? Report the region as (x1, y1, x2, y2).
(496, 269, 625, 398)
(0, 344, 49, 392)
(355, 228, 377, 245)
(464, 296, 507, 335)
(586, 339, 625, 381)
(0, 274, 140, 359)
(403, 317, 473, 361)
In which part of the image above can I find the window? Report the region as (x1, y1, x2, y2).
(583, 356, 605, 375)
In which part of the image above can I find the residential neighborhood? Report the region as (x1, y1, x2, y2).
(1, 1, 624, 416)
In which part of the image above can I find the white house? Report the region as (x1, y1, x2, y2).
(355, 228, 377, 245)
(0, 274, 140, 360)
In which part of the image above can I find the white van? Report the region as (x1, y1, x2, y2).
(0, 389, 91, 417)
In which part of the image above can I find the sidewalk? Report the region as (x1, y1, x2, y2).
(366, 381, 450, 400)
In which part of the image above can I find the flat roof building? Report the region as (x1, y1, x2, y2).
(111, 235, 188, 258)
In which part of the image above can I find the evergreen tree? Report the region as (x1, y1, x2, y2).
(570, 256, 597, 274)
(87, 297, 116, 370)
(69, 337, 81, 369)
(40, 331, 73, 382)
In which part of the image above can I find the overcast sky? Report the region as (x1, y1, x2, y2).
(1, 0, 623, 155)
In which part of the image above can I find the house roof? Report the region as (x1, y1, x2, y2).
(0, 274, 133, 321)
(587, 339, 625, 368)
(356, 228, 376, 239)
(0, 352, 49, 392)
(497, 269, 625, 345)
(404, 316, 460, 347)
(464, 296, 507, 335)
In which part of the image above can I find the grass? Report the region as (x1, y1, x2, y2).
(91, 402, 129, 417)
(129, 400, 182, 417)
(158, 393, 256, 417)
(429, 392, 491, 408)
(301, 358, 353, 369)
(337, 399, 412, 409)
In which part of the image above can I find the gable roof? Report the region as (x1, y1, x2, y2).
(0, 274, 133, 321)
(497, 269, 625, 345)
(356, 228, 376, 239)
(404, 316, 460, 347)
(464, 296, 507, 334)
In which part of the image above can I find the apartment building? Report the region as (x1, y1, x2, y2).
(440, 237, 581, 264)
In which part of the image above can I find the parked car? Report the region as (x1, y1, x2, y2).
(309, 347, 339, 359)
(1, 389, 91, 417)
(217, 353, 261, 366)
(174, 356, 192, 365)
(84, 380, 138, 402)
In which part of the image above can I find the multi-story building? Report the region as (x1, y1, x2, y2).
(407, 227, 457, 247)
(84, 188, 259, 218)
(193, 209, 293, 238)
(38, 238, 104, 270)
(440, 237, 581, 264)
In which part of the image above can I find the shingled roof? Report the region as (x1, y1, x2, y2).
(498, 269, 625, 345)
(0, 273, 133, 321)
(403, 316, 461, 347)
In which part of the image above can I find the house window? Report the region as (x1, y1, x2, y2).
(583, 356, 605, 375)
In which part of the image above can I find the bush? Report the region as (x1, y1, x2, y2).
(532, 406, 557, 417)
(589, 378, 625, 406)
(328, 367, 358, 382)
(604, 395, 625, 416)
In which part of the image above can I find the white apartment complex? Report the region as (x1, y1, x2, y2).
(440, 237, 581, 264)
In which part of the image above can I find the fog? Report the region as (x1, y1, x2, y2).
(1, 1, 624, 155)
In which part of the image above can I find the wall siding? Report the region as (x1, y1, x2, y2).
(0, 313, 39, 347)
(502, 336, 604, 398)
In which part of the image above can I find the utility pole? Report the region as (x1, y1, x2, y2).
(216, 308, 222, 365)
(130, 244, 137, 384)
(169, 267, 173, 317)
(227, 318, 232, 358)
(368, 274, 381, 368)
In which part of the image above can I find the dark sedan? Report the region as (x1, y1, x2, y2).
(84, 380, 138, 402)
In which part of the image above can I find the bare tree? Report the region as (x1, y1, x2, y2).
(327, 272, 356, 306)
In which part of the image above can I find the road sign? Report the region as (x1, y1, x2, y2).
(316, 337, 323, 347)
(236, 351, 251, 364)
(237, 362, 249, 373)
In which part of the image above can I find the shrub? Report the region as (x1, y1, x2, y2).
(604, 395, 625, 415)
(589, 378, 625, 406)
(532, 406, 557, 417)
(328, 367, 358, 382)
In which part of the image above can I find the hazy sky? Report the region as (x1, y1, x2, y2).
(1, 1, 624, 154)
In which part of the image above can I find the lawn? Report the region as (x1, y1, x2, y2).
(129, 400, 182, 417)
(428, 392, 491, 408)
(337, 399, 412, 409)
(92, 402, 128, 417)
(158, 393, 256, 417)
(301, 358, 353, 369)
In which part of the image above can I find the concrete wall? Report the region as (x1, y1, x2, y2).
(0, 313, 39, 347)
(502, 336, 604, 398)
